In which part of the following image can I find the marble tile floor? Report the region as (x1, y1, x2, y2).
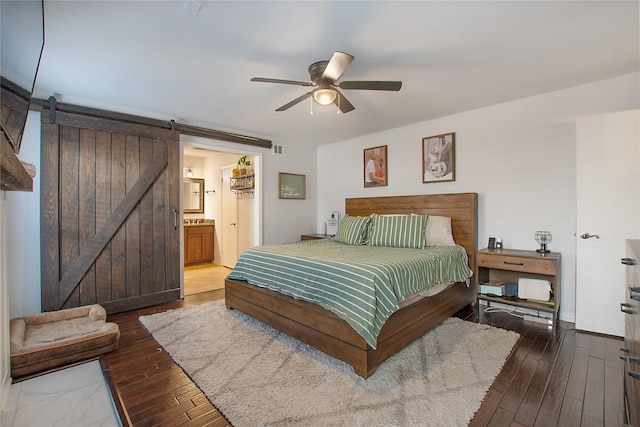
(1, 359, 121, 427)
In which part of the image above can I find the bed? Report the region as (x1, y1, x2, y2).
(225, 193, 478, 378)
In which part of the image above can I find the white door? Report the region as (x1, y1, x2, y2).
(221, 166, 239, 269)
(575, 110, 640, 336)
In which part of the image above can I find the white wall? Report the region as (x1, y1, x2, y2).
(265, 143, 317, 244)
(7, 112, 41, 318)
(1, 192, 10, 413)
(317, 72, 640, 323)
(182, 136, 317, 246)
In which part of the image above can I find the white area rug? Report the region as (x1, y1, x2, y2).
(140, 300, 519, 427)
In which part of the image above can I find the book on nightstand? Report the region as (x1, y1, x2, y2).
(479, 280, 504, 296)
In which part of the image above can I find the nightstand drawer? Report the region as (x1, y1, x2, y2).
(477, 252, 557, 275)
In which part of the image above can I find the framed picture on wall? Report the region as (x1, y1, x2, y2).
(363, 145, 388, 187)
(278, 172, 306, 199)
(422, 132, 455, 183)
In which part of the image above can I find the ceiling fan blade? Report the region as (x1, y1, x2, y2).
(338, 81, 402, 91)
(334, 90, 355, 113)
(251, 77, 313, 87)
(275, 91, 313, 111)
(322, 51, 354, 82)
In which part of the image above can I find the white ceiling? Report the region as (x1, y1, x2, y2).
(10, 1, 640, 147)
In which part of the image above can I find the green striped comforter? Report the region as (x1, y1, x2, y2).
(227, 239, 473, 348)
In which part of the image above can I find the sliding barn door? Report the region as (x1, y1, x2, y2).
(40, 110, 181, 313)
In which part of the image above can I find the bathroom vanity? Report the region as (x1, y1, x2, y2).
(184, 220, 214, 265)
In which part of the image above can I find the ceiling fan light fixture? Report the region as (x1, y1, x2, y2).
(313, 88, 337, 105)
(251, 51, 400, 112)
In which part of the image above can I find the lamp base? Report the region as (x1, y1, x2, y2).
(536, 243, 550, 253)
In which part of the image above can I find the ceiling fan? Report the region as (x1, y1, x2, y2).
(251, 51, 402, 113)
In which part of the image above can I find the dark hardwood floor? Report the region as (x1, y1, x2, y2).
(101, 290, 625, 426)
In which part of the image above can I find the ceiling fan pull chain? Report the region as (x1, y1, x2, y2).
(310, 97, 313, 115)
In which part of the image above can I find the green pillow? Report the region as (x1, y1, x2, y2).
(368, 213, 427, 249)
(333, 215, 371, 245)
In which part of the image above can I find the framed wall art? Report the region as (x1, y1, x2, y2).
(363, 145, 387, 187)
(278, 172, 306, 199)
(422, 132, 455, 183)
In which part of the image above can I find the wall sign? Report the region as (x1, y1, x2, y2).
(278, 172, 306, 199)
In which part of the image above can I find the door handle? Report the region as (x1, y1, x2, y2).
(580, 232, 599, 239)
(622, 257, 636, 266)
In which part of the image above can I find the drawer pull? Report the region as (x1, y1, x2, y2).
(504, 261, 524, 266)
(630, 371, 640, 381)
(622, 257, 637, 266)
(621, 303, 634, 314)
(632, 295, 640, 302)
(631, 287, 640, 293)
(621, 356, 640, 364)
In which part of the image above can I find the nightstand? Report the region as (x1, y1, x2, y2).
(301, 234, 331, 241)
(476, 248, 561, 333)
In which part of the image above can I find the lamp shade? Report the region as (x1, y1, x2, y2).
(534, 231, 552, 253)
(313, 88, 337, 105)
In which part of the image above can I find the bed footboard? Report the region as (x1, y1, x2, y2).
(225, 278, 474, 378)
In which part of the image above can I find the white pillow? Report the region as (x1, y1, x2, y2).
(425, 215, 456, 246)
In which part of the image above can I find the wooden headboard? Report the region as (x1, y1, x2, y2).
(345, 193, 478, 284)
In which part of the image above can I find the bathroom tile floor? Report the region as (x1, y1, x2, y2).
(184, 263, 230, 295)
(1, 359, 120, 427)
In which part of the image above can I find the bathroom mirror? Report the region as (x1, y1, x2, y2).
(183, 178, 204, 213)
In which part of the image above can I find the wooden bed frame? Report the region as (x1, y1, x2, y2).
(225, 193, 478, 378)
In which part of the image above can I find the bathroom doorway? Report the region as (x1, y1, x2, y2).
(181, 140, 261, 296)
